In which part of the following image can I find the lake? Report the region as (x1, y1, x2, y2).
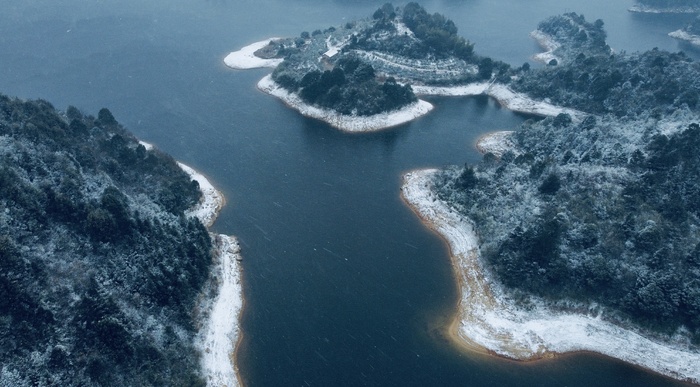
(0, 0, 696, 385)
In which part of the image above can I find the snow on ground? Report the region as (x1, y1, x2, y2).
(414, 83, 585, 121)
(475, 131, 516, 157)
(178, 162, 225, 228)
(669, 30, 700, 46)
(629, 5, 700, 13)
(257, 74, 434, 132)
(355, 50, 470, 76)
(198, 234, 243, 387)
(413, 82, 490, 96)
(529, 30, 560, 65)
(401, 169, 700, 385)
(224, 38, 285, 70)
(140, 141, 242, 387)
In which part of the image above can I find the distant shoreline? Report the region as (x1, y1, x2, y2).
(401, 167, 700, 386)
(669, 30, 700, 47)
(628, 4, 700, 14)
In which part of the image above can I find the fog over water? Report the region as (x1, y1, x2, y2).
(0, 0, 697, 385)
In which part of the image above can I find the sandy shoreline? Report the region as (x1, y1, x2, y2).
(401, 168, 700, 385)
(140, 141, 243, 387)
(669, 30, 700, 47)
(257, 74, 434, 132)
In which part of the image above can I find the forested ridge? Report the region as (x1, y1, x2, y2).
(436, 14, 700, 344)
(0, 95, 212, 386)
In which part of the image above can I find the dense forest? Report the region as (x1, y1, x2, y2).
(274, 56, 416, 116)
(0, 95, 212, 385)
(435, 14, 700, 344)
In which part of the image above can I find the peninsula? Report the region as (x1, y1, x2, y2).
(403, 12, 700, 385)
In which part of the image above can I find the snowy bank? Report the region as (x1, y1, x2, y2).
(140, 141, 242, 387)
(529, 30, 560, 65)
(224, 38, 285, 70)
(669, 30, 700, 47)
(413, 83, 585, 121)
(180, 162, 242, 387)
(401, 169, 700, 385)
(475, 131, 516, 158)
(257, 74, 434, 132)
(198, 234, 243, 387)
(629, 4, 700, 14)
(177, 162, 225, 228)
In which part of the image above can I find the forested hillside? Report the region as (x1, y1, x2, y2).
(0, 95, 211, 386)
(514, 14, 700, 115)
(435, 14, 700, 344)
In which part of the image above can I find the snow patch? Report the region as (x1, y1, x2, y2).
(224, 38, 285, 70)
(530, 30, 560, 65)
(257, 74, 434, 132)
(402, 169, 700, 385)
(476, 131, 517, 157)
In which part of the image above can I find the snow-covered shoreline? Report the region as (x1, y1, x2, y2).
(140, 141, 242, 387)
(179, 158, 242, 387)
(197, 234, 243, 387)
(224, 38, 285, 70)
(669, 29, 700, 47)
(413, 83, 585, 121)
(529, 30, 560, 65)
(257, 74, 434, 132)
(629, 4, 700, 14)
(226, 38, 585, 131)
(401, 168, 700, 385)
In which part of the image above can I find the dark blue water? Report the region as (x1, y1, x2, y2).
(0, 0, 696, 385)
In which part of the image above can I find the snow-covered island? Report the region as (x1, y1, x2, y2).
(402, 168, 700, 385)
(223, 4, 566, 132)
(141, 142, 243, 387)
